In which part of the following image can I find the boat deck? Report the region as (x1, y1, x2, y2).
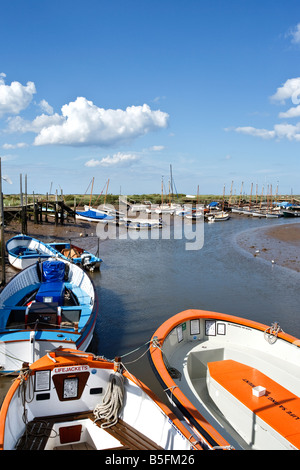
(15, 410, 164, 451)
(208, 360, 300, 449)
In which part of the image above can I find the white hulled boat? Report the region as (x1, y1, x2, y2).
(149, 309, 300, 450)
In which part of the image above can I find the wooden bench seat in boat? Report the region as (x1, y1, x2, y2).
(15, 411, 163, 451)
(207, 359, 300, 449)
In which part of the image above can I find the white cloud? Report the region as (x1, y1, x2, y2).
(287, 23, 300, 44)
(232, 123, 300, 142)
(33, 97, 169, 147)
(270, 77, 300, 105)
(274, 123, 300, 141)
(0, 73, 36, 118)
(234, 126, 275, 139)
(149, 145, 165, 151)
(2, 142, 28, 149)
(6, 113, 65, 134)
(279, 104, 300, 119)
(38, 99, 53, 115)
(230, 77, 300, 143)
(85, 152, 139, 167)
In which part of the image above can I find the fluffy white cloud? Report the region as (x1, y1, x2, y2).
(279, 105, 300, 119)
(230, 77, 300, 142)
(233, 123, 300, 142)
(0, 73, 36, 118)
(38, 99, 53, 115)
(85, 152, 139, 167)
(33, 97, 169, 147)
(6, 113, 65, 133)
(270, 77, 300, 105)
(274, 123, 300, 141)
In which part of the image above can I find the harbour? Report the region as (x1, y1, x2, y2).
(0, 202, 300, 450)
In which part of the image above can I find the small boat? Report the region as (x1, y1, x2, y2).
(265, 212, 282, 218)
(282, 209, 300, 217)
(122, 217, 162, 230)
(185, 210, 204, 220)
(0, 348, 204, 450)
(154, 205, 175, 215)
(0, 259, 98, 373)
(84, 205, 125, 217)
(76, 208, 115, 223)
(205, 211, 229, 222)
(6, 234, 102, 271)
(149, 309, 300, 450)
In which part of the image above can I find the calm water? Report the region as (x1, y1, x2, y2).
(86, 215, 300, 388)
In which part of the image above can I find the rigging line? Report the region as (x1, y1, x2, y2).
(94, 180, 109, 206)
(76, 178, 93, 207)
(117, 340, 152, 360)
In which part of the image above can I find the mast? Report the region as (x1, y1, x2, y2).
(104, 178, 110, 207)
(259, 186, 264, 210)
(89, 177, 94, 208)
(229, 180, 233, 205)
(238, 181, 244, 207)
(170, 164, 173, 201)
(249, 183, 253, 210)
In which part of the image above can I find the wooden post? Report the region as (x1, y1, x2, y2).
(55, 190, 58, 226)
(33, 191, 38, 224)
(20, 174, 27, 234)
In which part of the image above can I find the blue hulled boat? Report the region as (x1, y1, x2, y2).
(6, 234, 102, 271)
(0, 258, 98, 373)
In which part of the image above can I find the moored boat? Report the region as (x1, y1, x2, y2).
(0, 348, 204, 450)
(122, 217, 162, 229)
(205, 211, 229, 222)
(149, 309, 300, 450)
(6, 234, 102, 271)
(76, 208, 115, 223)
(0, 259, 98, 373)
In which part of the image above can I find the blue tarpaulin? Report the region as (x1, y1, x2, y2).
(208, 202, 219, 207)
(42, 260, 65, 282)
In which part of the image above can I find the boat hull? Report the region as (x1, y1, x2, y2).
(6, 235, 102, 271)
(149, 309, 300, 450)
(0, 349, 203, 450)
(0, 260, 98, 373)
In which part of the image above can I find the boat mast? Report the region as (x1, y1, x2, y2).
(249, 183, 253, 210)
(104, 178, 110, 207)
(89, 177, 94, 208)
(238, 181, 244, 207)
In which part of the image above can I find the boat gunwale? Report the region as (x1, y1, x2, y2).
(0, 349, 203, 451)
(149, 309, 300, 450)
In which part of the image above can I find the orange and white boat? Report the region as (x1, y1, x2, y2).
(149, 309, 300, 450)
(0, 348, 206, 451)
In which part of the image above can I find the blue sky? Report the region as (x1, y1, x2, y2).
(1, 0, 300, 197)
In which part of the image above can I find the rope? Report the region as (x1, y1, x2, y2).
(264, 322, 283, 344)
(93, 372, 124, 428)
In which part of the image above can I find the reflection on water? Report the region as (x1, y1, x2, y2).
(87, 216, 300, 385)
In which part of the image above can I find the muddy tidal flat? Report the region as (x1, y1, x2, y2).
(237, 222, 300, 272)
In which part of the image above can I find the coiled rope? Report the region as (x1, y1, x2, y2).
(93, 372, 124, 428)
(264, 322, 283, 344)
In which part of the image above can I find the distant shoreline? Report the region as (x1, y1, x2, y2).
(237, 222, 300, 272)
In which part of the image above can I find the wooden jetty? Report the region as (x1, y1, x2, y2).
(3, 200, 76, 229)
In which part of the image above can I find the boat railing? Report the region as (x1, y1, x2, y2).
(0, 264, 40, 307)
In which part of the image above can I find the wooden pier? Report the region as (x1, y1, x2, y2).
(3, 200, 76, 232)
